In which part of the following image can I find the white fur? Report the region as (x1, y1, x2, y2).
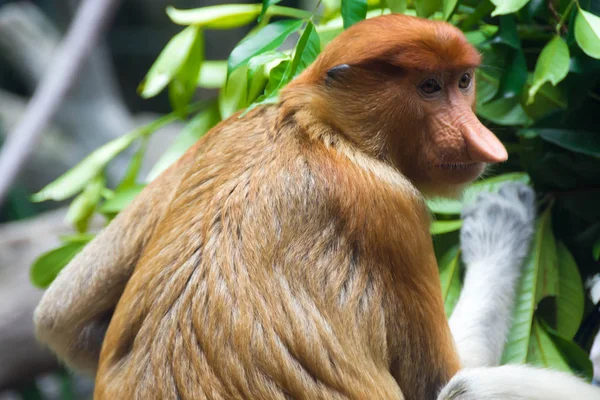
(437, 365, 600, 400)
(587, 275, 600, 384)
(450, 183, 535, 367)
(438, 183, 600, 399)
(591, 334, 600, 385)
(586, 274, 600, 304)
(449, 256, 523, 367)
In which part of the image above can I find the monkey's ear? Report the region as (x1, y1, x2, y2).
(325, 64, 350, 85)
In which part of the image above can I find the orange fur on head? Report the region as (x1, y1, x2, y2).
(294, 14, 481, 87)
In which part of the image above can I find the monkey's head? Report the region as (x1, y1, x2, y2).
(283, 14, 508, 196)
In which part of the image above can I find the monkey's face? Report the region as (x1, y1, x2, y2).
(402, 69, 508, 187)
(305, 65, 507, 194)
(286, 14, 508, 196)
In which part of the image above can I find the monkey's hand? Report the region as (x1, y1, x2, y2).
(449, 183, 536, 368)
(460, 182, 536, 268)
(437, 365, 600, 400)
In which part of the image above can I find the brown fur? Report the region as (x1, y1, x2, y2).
(96, 102, 459, 399)
(34, 14, 506, 400)
(33, 150, 197, 374)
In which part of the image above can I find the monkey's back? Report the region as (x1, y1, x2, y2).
(95, 105, 457, 400)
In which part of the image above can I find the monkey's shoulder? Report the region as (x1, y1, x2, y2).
(138, 103, 431, 271)
(166, 111, 427, 238)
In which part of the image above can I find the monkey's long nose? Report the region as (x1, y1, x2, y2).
(462, 120, 508, 163)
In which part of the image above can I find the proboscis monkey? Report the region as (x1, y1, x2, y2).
(34, 14, 600, 400)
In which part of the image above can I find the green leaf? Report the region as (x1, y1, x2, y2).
(140, 26, 200, 98)
(477, 96, 532, 126)
(533, 215, 559, 303)
(118, 138, 148, 190)
(167, 4, 311, 28)
(415, 0, 442, 18)
(168, 4, 260, 28)
(430, 220, 462, 235)
(66, 175, 105, 232)
(219, 65, 249, 119)
(30, 240, 92, 288)
(443, 0, 458, 20)
(542, 320, 593, 379)
(490, 16, 527, 100)
(316, 9, 395, 47)
(59, 233, 96, 243)
(386, 0, 407, 13)
(322, 0, 341, 17)
(198, 61, 227, 89)
(427, 173, 531, 215)
(316, 18, 345, 47)
(99, 185, 145, 215)
(263, 60, 291, 92)
(427, 198, 463, 215)
(258, 0, 282, 23)
(33, 135, 134, 202)
(294, 22, 321, 76)
(32, 113, 179, 202)
(536, 129, 600, 158)
(465, 31, 490, 47)
(228, 19, 304, 73)
(497, 50, 527, 99)
(555, 241, 584, 339)
(438, 245, 462, 316)
(464, 173, 531, 203)
(265, 21, 319, 87)
(460, 1, 495, 31)
(502, 206, 559, 364)
(244, 59, 291, 113)
(594, 237, 600, 260)
(169, 28, 204, 113)
(527, 318, 572, 372)
(247, 52, 289, 102)
(477, 68, 501, 104)
(523, 81, 567, 120)
(262, 21, 321, 91)
(491, 15, 521, 50)
(246, 23, 319, 110)
(341, 0, 367, 29)
(490, 0, 530, 16)
(247, 52, 289, 84)
(433, 229, 459, 260)
(575, 8, 600, 59)
(147, 103, 221, 181)
(528, 37, 570, 104)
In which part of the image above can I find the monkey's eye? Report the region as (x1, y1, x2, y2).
(459, 73, 472, 90)
(419, 78, 442, 96)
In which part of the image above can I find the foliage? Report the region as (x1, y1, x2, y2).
(31, 0, 600, 378)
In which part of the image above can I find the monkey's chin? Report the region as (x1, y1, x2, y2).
(436, 162, 485, 184)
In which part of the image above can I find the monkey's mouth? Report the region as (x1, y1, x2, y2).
(437, 162, 480, 171)
(436, 161, 485, 183)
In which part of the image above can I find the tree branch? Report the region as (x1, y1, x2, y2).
(0, 0, 122, 206)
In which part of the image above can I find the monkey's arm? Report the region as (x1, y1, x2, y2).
(448, 183, 535, 367)
(440, 186, 600, 399)
(438, 365, 600, 400)
(34, 150, 196, 375)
